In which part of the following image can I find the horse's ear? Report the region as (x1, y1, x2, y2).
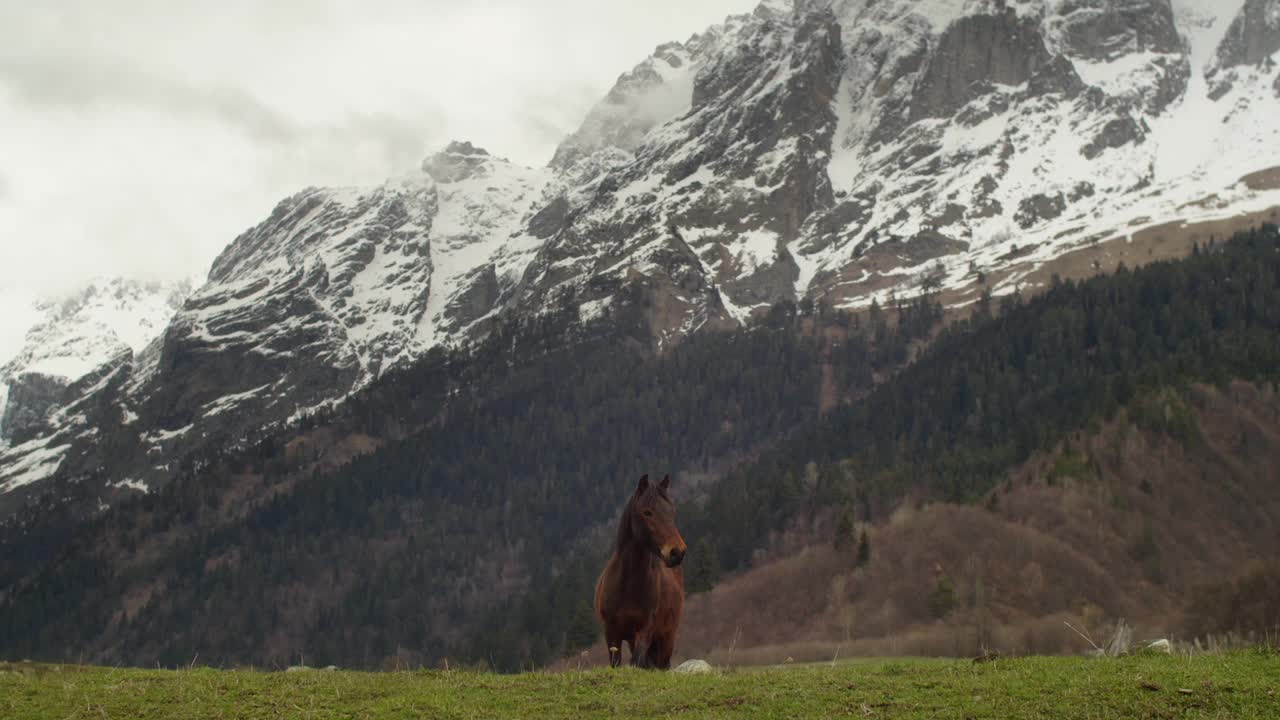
(636, 474, 649, 495)
(659, 475, 671, 492)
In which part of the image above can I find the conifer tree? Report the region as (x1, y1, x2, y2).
(566, 603, 598, 651)
(834, 510, 855, 551)
(684, 539, 721, 594)
(856, 529, 871, 568)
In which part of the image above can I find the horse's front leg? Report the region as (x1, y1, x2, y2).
(631, 634, 650, 668)
(606, 628, 625, 668)
(646, 631, 675, 670)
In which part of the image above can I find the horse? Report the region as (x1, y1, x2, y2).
(593, 474, 687, 669)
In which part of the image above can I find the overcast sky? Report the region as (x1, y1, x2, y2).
(0, 0, 750, 299)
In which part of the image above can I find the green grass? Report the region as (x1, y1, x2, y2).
(2, 653, 1278, 719)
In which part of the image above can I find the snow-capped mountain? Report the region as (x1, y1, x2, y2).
(517, 0, 1280, 330)
(129, 143, 551, 463)
(3, 0, 1279, 512)
(0, 279, 188, 493)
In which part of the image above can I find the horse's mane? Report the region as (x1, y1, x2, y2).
(615, 495, 637, 551)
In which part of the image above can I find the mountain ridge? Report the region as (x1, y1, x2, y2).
(3, 0, 1279, 511)
(3, 223, 1276, 670)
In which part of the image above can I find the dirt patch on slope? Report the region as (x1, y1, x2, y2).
(1240, 167, 1280, 191)
(940, 207, 1280, 309)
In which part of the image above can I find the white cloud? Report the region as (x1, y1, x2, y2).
(0, 287, 41, 368)
(0, 0, 751, 296)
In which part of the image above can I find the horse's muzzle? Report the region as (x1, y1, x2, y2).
(664, 547, 685, 568)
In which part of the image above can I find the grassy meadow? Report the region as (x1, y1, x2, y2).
(3, 652, 1278, 719)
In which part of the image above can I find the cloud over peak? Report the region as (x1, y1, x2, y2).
(0, 0, 750, 296)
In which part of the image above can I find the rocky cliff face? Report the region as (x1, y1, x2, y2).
(911, 9, 1057, 121)
(2, 372, 80, 443)
(1207, 0, 1280, 96)
(1054, 0, 1183, 59)
(4, 0, 1280, 512)
(1215, 0, 1280, 68)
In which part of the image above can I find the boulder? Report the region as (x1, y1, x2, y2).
(673, 659, 713, 674)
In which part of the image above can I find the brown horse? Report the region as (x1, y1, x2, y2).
(593, 474, 687, 669)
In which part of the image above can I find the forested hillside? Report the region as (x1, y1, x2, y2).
(477, 225, 1280, 670)
(698, 226, 1280, 565)
(2, 226, 1278, 672)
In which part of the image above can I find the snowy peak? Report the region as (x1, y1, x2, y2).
(19, 277, 188, 362)
(131, 142, 551, 470)
(422, 140, 496, 183)
(148, 176, 438, 436)
(512, 0, 845, 332)
(549, 38, 703, 181)
(546, 1, 819, 184)
(0, 278, 188, 444)
(422, 143, 552, 345)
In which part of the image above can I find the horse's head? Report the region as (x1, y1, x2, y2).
(626, 474, 687, 568)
